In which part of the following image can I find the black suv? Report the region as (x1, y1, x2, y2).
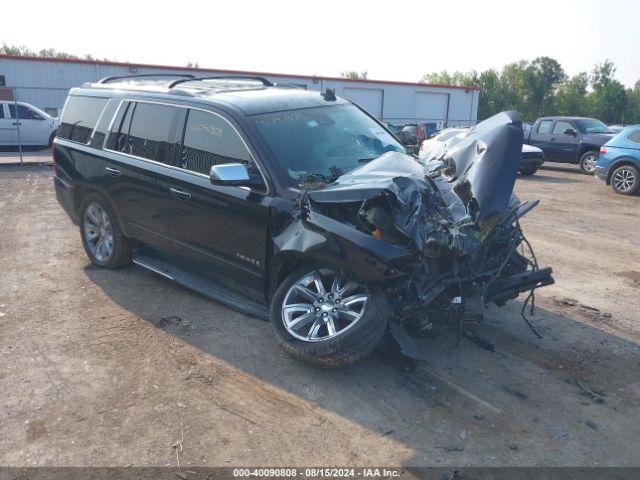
(54, 75, 553, 367)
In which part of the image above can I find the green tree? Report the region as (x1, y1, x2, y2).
(555, 73, 589, 116)
(522, 57, 566, 118)
(624, 80, 640, 124)
(589, 60, 628, 123)
(341, 71, 368, 80)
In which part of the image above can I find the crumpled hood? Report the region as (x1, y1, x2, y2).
(305, 111, 524, 258)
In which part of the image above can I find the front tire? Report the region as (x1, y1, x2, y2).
(79, 193, 131, 268)
(579, 150, 598, 174)
(610, 165, 640, 195)
(518, 167, 538, 176)
(270, 267, 388, 367)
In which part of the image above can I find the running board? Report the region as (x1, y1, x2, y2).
(132, 252, 270, 320)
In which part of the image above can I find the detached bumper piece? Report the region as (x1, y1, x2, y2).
(485, 267, 554, 306)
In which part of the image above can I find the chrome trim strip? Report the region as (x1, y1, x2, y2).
(132, 257, 174, 280)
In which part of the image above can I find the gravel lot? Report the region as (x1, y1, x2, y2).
(1, 162, 639, 467)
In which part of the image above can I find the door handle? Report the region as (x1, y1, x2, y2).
(105, 166, 121, 176)
(169, 187, 192, 200)
(550, 138, 556, 142)
(12, 122, 21, 126)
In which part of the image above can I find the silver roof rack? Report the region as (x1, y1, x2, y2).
(98, 73, 196, 84)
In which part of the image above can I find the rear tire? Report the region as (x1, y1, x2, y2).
(579, 150, 598, 174)
(270, 267, 388, 367)
(610, 164, 640, 195)
(79, 193, 131, 268)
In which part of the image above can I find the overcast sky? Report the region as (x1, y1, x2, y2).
(4, 0, 639, 87)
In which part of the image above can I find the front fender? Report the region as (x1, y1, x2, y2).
(271, 211, 412, 285)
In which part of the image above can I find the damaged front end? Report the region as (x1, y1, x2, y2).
(273, 111, 554, 343)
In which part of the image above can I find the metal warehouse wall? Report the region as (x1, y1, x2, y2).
(0, 56, 479, 126)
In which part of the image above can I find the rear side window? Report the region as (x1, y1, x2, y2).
(107, 101, 179, 164)
(626, 129, 640, 144)
(181, 109, 253, 175)
(537, 120, 553, 134)
(128, 103, 178, 162)
(58, 96, 108, 144)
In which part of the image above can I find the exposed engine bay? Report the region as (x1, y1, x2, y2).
(273, 111, 554, 354)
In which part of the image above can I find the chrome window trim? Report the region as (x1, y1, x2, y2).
(103, 98, 270, 195)
(89, 98, 118, 144)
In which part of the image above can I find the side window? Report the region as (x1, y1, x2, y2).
(181, 109, 257, 179)
(89, 99, 120, 148)
(9, 104, 43, 120)
(0, 104, 4, 119)
(106, 101, 134, 152)
(537, 120, 553, 134)
(126, 102, 178, 163)
(626, 129, 640, 144)
(57, 96, 108, 144)
(553, 121, 574, 134)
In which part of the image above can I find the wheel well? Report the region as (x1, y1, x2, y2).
(578, 146, 599, 159)
(606, 160, 640, 185)
(267, 256, 312, 301)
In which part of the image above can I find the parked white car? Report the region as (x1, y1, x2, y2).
(0, 101, 59, 148)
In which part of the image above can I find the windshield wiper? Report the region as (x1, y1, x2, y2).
(358, 157, 376, 163)
(299, 165, 344, 187)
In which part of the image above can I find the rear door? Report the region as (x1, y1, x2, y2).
(529, 119, 555, 159)
(166, 107, 271, 301)
(0, 103, 16, 145)
(103, 100, 182, 257)
(550, 120, 579, 162)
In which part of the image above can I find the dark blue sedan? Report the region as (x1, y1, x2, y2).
(595, 125, 640, 195)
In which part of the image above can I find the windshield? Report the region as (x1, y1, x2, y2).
(253, 104, 404, 184)
(575, 118, 610, 134)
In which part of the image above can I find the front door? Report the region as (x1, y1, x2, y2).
(8, 103, 50, 146)
(166, 107, 271, 302)
(549, 120, 579, 162)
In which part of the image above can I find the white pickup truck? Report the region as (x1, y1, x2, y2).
(0, 101, 59, 149)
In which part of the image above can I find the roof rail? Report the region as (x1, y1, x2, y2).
(98, 73, 196, 84)
(168, 75, 274, 89)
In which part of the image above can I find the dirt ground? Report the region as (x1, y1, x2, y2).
(1, 162, 639, 467)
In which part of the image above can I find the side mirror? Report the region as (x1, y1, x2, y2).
(563, 128, 577, 136)
(209, 163, 261, 187)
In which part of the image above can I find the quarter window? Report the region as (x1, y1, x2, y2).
(553, 121, 574, 134)
(181, 109, 254, 175)
(537, 120, 553, 134)
(58, 96, 108, 144)
(626, 129, 640, 144)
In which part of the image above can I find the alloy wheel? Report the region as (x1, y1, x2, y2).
(582, 154, 597, 173)
(83, 203, 114, 263)
(281, 270, 369, 342)
(612, 167, 636, 193)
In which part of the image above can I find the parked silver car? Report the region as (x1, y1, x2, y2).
(0, 101, 59, 148)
